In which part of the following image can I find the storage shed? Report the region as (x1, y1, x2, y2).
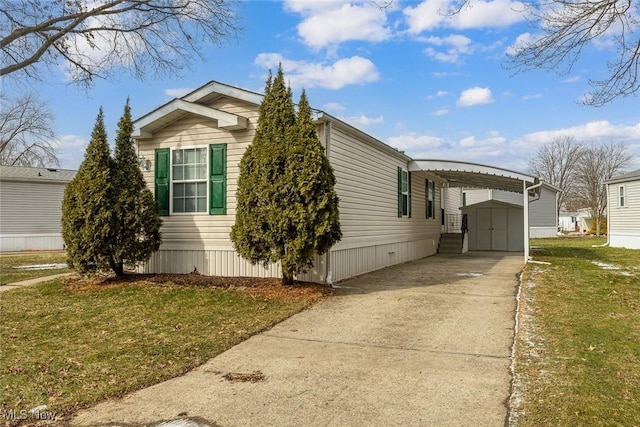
(0, 166, 76, 251)
(461, 200, 524, 251)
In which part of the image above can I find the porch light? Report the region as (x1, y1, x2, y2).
(138, 154, 151, 171)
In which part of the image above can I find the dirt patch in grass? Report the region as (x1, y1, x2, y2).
(0, 273, 331, 426)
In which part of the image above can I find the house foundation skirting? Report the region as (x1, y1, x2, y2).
(0, 234, 65, 252)
(143, 239, 438, 284)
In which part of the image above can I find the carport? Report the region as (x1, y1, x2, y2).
(409, 159, 542, 262)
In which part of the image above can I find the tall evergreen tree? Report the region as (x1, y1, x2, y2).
(111, 98, 162, 276)
(279, 90, 342, 284)
(62, 108, 115, 274)
(231, 66, 341, 285)
(62, 101, 162, 277)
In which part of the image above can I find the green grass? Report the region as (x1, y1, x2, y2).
(515, 237, 640, 426)
(0, 276, 326, 420)
(0, 252, 71, 285)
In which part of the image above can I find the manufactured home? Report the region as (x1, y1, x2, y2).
(133, 81, 549, 283)
(0, 166, 76, 251)
(606, 169, 640, 249)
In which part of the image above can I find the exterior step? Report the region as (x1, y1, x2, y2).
(438, 233, 464, 254)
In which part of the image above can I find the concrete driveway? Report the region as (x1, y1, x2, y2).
(72, 252, 522, 427)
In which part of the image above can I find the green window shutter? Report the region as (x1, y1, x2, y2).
(397, 167, 402, 218)
(154, 148, 170, 216)
(426, 179, 430, 219)
(209, 144, 227, 215)
(408, 172, 412, 218)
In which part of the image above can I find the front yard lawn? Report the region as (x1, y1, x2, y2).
(0, 274, 330, 424)
(514, 237, 640, 426)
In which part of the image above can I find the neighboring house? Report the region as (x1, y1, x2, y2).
(132, 81, 548, 283)
(444, 184, 560, 238)
(559, 209, 592, 234)
(0, 166, 77, 251)
(605, 169, 640, 249)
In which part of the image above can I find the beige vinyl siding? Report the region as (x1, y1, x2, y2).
(327, 123, 441, 281)
(138, 98, 259, 250)
(0, 180, 68, 251)
(608, 180, 640, 249)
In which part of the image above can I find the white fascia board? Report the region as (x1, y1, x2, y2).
(132, 99, 248, 138)
(409, 159, 535, 183)
(182, 81, 263, 105)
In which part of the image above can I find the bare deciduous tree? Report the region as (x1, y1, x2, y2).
(528, 136, 583, 219)
(576, 142, 632, 236)
(1, 0, 240, 87)
(506, 0, 640, 106)
(0, 92, 58, 167)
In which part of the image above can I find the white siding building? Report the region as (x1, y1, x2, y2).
(133, 81, 443, 283)
(606, 169, 640, 249)
(0, 166, 76, 251)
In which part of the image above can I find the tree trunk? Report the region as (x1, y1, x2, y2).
(109, 258, 125, 277)
(282, 272, 294, 286)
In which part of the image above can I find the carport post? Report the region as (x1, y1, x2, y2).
(524, 180, 543, 263)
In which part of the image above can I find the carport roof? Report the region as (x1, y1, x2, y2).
(409, 159, 538, 193)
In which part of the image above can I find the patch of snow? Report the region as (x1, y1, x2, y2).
(155, 419, 213, 427)
(590, 261, 636, 276)
(456, 273, 484, 277)
(14, 264, 67, 271)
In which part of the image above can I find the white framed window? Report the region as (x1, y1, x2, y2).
(172, 147, 208, 213)
(401, 169, 409, 217)
(397, 167, 411, 218)
(619, 185, 627, 207)
(426, 179, 436, 219)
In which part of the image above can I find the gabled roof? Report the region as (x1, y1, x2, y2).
(0, 166, 76, 183)
(132, 80, 259, 139)
(409, 159, 538, 193)
(605, 169, 640, 184)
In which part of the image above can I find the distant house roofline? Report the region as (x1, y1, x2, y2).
(0, 165, 76, 183)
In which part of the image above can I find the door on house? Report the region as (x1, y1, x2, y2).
(476, 207, 508, 251)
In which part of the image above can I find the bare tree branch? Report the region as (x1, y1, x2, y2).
(575, 141, 632, 235)
(506, 0, 640, 106)
(1, 0, 241, 87)
(528, 136, 583, 219)
(0, 92, 59, 167)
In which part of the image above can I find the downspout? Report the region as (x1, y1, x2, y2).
(593, 184, 610, 247)
(324, 120, 334, 286)
(524, 180, 543, 263)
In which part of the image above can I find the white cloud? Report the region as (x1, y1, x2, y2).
(345, 114, 384, 128)
(56, 134, 89, 170)
(422, 34, 473, 63)
(286, 1, 391, 49)
(459, 134, 506, 147)
(387, 133, 444, 151)
(164, 87, 194, 98)
(404, 0, 526, 33)
(457, 87, 494, 106)
(564, 76, 581, 83)
(254, 54, 380, 89)
(518, 121, 640, 145)
(522, 93, 542, 100)
(324, 102, 346, 112)
(506, 32, 537, 56)
(432, 108, 449, 116)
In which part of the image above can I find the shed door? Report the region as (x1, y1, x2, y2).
(476, 207, 508, 251)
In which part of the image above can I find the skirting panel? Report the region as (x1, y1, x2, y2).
(144, 239, 438, 284)
(529, 227, 558, 238)
(609, 233, 640, 250)
(0, 234, 65, 252)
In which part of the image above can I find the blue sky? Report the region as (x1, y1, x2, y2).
(20, 0, 640, 172)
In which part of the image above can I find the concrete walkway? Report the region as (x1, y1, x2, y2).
(72, 252, 523, 427)
(0, 273, 73, 292)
